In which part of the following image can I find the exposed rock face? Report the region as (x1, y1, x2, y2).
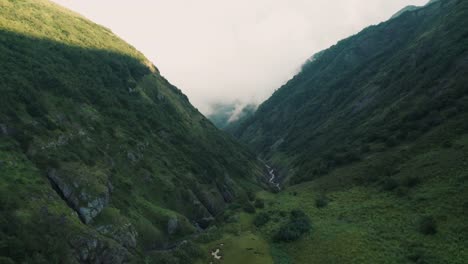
(217, 175, 237, 203)
(0, 123, 8, 135)
(183, 189, 214, 228)
(167, 217, 179, 235)
(0, 123, 15, 136)
(96, 223, 138, 249)
(47, 168, 110, 224)
(71, 234, 129, 264)
(194, 187, 226, 216)
(198, 216, 215, 229)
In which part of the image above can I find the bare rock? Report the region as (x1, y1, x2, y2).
(48, 168, 110, 224)
(96, 223, 138, 249)
(71, 233, 130, 264)
(0, 123, 7, 135)
(167, 217, 179, 235)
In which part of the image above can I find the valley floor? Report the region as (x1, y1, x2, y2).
(195, 134, 468, 264)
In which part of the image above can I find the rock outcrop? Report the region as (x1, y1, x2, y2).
(71, 233, 129, 264)
(96, 223, 138, 249)
(48, 168, 110, 224)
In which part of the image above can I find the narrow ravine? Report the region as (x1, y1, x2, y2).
(264, 163, 281, 191)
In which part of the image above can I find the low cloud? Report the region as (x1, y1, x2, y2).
(52, 0, 429, 114)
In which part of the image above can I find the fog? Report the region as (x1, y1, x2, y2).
(51, 0, 428, 114)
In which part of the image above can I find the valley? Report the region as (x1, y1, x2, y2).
(0, 0, 467, 263)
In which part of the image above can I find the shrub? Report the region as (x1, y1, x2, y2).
(360, 144, 371, 153)
(0, 257, 15, 264)
(253, 212, 271, 227)
(254, 198, 265, 209)
(247, 191, 255, 201)
(243, 203, 256, 214)
(274, 210, 311, 242)
(442, 140, 452, 148)
(418, 216, 437, 235)
(315, 194, 328, 208)
(385, 136, 398, 147)
(148, 241, 203, 264)
(174, 241, 204, 263)
(403, 176, 420, 188)
(26, 101, 48, 118)
(406, 242, 428, 263)
(12, 131, 33, 152)
(194, 227, 222, 243)
(134, 218, 164, 250)
(279, 211, 287, 217)
(382, 178, 399, 191)
(395, 187, 409, 197)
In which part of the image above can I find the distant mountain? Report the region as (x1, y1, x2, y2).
(207, 102, 257, 129)
(0, 0, 264, 263)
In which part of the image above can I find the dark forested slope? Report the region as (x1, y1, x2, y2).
(233, 0, 468, 184)
(227, 1, 468, 262)
(0, 0, 263, 263)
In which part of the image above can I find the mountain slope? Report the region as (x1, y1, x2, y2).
(0, 0, 264, 263)
(233, 0, 468, 184)
(223, 0, 468, 262)
(390, 5, 420, 19)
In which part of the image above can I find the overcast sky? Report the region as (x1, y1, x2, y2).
(51, 0, 428, 114)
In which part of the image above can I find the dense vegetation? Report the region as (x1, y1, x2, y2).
(232, 0, 468, 185)
(2, 0, 468, 263)
(273, 210, 311, 242)
(219, 0, 468, 263)
(0, 0, 264, 263)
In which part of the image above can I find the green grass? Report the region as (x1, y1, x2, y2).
(192, 126, 468, 263)
(251, 134, 468, 263)
(224, 2, 468, 262)
(198, 232, 273, 264)
(0, 0, 264, 262)
(232, 0, 468, 185)
(2, 0, 467, 263)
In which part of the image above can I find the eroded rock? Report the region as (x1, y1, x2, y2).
(96, 223, 138, 249)
(71, 233, 129, 264)
(48, 168, 110, 224)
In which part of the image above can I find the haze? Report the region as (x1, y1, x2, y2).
(51, 0, 428, 114)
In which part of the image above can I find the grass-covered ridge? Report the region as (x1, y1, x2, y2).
(188, 122, 467, 263)
(232, 0, 468, 184)
(0, 0, 147, 61)
(218, 0, 468, 263)
(0, 0, 264, 263)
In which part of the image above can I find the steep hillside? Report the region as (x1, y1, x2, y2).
(390, 5, 420, 19)
(233, 0, 468, 184)
(221, 0, 468, 263)
(0, 0, 264, 263)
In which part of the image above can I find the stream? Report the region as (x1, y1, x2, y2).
(264, 163, 281, 191)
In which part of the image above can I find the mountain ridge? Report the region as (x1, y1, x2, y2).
(232, 0, 467, 183)
(222, 0, 468, 262)
(0, 1, 265, 263)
